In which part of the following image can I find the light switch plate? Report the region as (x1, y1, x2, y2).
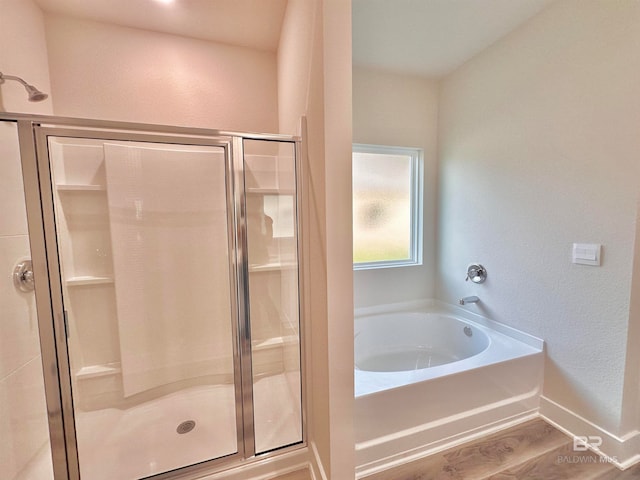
(572, 243, 601, 266)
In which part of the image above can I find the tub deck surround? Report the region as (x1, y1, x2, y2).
(354, 300, 545, 476)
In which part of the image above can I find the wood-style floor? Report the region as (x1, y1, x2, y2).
(270, 418, 640, 479)
(361, 418, 640, 480)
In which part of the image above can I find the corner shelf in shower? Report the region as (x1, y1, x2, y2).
(246, 188, 295, 195)
(249, 261, 297, 273)
(66, 275, 114, 286)
(252, 334, 299, 352)
(75, 362, 121, 380)
(56, 184, 106, 192)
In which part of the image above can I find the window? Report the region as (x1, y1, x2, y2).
(352, 144, 423, 269)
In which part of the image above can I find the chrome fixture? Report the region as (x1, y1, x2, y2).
(463, 326, 473, 337)
(13, 259, 35, 292)
(459, 295, 479, 305)
(465, 263, 487, 284)
(0, 72, 48, 102)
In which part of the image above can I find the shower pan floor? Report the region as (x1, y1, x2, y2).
(32, 372, 301, 480)
(76, 383, 237, 480)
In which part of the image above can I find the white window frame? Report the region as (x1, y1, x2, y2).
(352, 143, 423, 270)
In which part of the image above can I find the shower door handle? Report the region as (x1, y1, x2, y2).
(62, 310, 70, 338)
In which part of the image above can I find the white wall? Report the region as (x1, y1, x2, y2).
(278, 0, 355, 478)
(277, 0, 315, 136)
(0, 1, 53, 477)
(352, 67, 438, 308)
(0, 0, 53, 114)
(44, 14, 278, 132)
(438, 0, 640, 441)
(320, 1, 355, 476)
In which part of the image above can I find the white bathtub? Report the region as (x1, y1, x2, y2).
(354, 301, 544, 477)
(355, 312, 490, 377)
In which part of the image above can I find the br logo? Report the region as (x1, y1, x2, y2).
(573, 435, 603, 451)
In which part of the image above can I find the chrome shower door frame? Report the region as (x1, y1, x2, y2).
(5, 113, 306, 480)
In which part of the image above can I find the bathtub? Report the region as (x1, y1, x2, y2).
(354, 301, 544, 477)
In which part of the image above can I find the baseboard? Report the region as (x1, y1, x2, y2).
(355, 409, 539, 479)
(309, 441, 329, 480)
(540, 396, 640, 470)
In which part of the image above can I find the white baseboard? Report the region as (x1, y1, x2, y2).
(540, 396, 640, 470)
(309, 441, 329, 480)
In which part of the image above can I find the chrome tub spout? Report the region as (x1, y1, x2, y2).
(459, 296, 479, 305)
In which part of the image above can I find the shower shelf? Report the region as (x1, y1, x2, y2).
(75, 363, 121, 379)
(66, 275, 114, 286)
(56, 184, 106, 191)
(252, 334, 299, 352)
(249, 261, 297, 272)
(246, 188, 295, 195)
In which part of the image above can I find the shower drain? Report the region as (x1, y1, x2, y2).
(176, 420, 196, 434)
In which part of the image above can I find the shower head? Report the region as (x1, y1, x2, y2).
(0, 71, 49, 102)
(24, 83, 48, 102)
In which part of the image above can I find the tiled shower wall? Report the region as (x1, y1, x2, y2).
(0, 123, 51, 478)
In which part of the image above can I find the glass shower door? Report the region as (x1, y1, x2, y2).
(243, 139, 303, 454)
(40, 132, 242, 479)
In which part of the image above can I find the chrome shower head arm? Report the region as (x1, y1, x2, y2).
(0, 71, 48, 102)
(0, 72, 29, 87)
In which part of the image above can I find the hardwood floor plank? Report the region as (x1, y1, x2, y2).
(593, 463, 640, 480)
(360, 417, 640, 480)
(364, 419, 571, 480)
(442, 419, 570, 479)
(485, 443, 616, 480)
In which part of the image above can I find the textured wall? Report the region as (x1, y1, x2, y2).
(352, 67, 439, 308)
(277, 0, 316, 136)
(44, 14, 279, 132)
(0, 0, 53, 114)
(438, 0, 640, 435)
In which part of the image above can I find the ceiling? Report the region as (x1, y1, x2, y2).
(353, 0, 555, 77)
(34, 0, 288, 52)
(33, 0, 553, 75)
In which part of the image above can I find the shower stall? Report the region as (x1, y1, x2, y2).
(3, 113, 305, 479)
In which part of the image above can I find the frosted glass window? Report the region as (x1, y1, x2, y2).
(352, 144, 422, 269)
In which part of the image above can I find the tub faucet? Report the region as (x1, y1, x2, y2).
(459, 296, 479, 305)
